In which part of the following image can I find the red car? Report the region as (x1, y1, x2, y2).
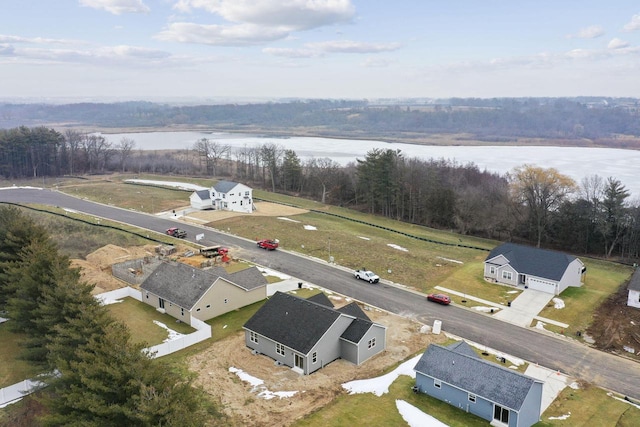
(427, 293, 451, 305)
(257, 239, 279, 250)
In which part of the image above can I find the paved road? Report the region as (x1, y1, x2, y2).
(2, 187, 640, 400)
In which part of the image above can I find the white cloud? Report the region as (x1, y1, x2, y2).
(79, 0, 150, 15)
(263, 47, 320, 58)
(4, 44, 172, 66)
(608, 38, 630, 49)
(173, 0, 355, 31)
(362, 57, 392, 67)
(156, 22, 288, 46)
(308, 40, 402, 53)
(0, 44, 15, 55)
(566, 25, 604, 39)
(0, 34, 79, 45)
(623, 14, 640, 31)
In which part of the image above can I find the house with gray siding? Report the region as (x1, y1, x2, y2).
(627, 268, 640, 309)
(141, 261, 267, 326)
(484, 242, 585, 295)
(414, 342, 543, 427)
(243, 291, 386, 375)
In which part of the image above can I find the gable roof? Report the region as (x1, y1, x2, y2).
(414, 344, 540, 411)
(486, 242, 578, 281)
(337, 301, 369, 320)
(340, 317, 373, 344)
(194, 189, 210, 200)
(213, 180, 242, 193)
(446, 340, 480, 359)
(307, 292, 334, 308)
(244, 291, 345, 355)
(141, 261, 217, 309)
(141, 262, 267, 308)
(628, 269, 640, 292)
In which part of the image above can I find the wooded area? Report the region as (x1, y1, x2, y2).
(1, 124, 639, 262)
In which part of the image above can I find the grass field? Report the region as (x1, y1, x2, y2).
(0, 327, 42, 388)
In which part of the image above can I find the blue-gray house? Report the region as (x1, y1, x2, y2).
(484, 242, 585, 295)
(414, 341, 543, 427)
(243, 291, 386, 375)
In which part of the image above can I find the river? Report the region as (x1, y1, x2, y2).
(98, 131, 640, 198)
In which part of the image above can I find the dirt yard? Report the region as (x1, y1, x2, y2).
(185, 201, 308, 223)
(587, 283, 640, 360)
(188, 305, 444, 427)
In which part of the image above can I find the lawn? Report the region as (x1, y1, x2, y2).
(535, 258, 634, 335)
(0, 326, 42, 388)
(106, 297, 195, 346)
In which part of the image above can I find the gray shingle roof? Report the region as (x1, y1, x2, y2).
(340, 318, 373, 343)
(486, 242, 578, 281)
(414, 344, 539, 411)
(140, 262, 267, 308)
(628, 268, 640, 292)
(243, 291, 344, 355)
(213, 180, 240, 193)
(307, 292, 334, 308)
(141, 261, 217, 309)
(195, 189, 210, 200)
(337, 301, 369, 320)
(446, 340, 480, 359)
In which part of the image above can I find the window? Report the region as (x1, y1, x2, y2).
(502, 271, 513, 280)
(250, 331, 258, 344)
(312, 352, 317, 363)
(206, 304, 211, 308)
(494, 405, 509, 424)
(489, 266, 495, 274)
(222, 194, 226, 199)
(159, 298, 165, 309)
(196, 308, 201, 312)
(276, 343, 285, 356)
(468, 394, 476, 403)
(245, 191, 250, 196)
(224, 298, 228, 304)
(181, 308, 184, 316)
(368, 338, 376, 349)
(434, 379, 441, 389)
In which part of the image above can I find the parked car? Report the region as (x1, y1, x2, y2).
(427, 293, 451, 305)
(354, 269, 380, 284)
(166, 227, 187, 238)
(257, 239, 279, 250)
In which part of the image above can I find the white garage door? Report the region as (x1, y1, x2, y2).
(527, 278, 556, 294)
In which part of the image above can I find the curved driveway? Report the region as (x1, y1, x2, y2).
(2, 188, 640, 400)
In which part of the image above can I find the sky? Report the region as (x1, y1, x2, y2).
(2, 1, 640, 102)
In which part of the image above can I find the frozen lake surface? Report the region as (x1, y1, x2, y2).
(99, 131, 640, 198)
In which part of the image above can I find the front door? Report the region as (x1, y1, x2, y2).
(294, 354, 304, 370)
(159, 298, 165, 309)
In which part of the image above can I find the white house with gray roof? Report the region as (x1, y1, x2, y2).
(484, 242, 585, 295)
(414, 341, 543, 427)
(189, 180, 253, 213)
(627, 268, 640, 308)
(243, 291, 386, 375)
(140, 261, 267, 326)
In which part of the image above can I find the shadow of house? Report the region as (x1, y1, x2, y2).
(484, 242, 585, 295)
(414, 341, 543, 427)
(243, 291, 386, 375)
(140, 261, 267, 326)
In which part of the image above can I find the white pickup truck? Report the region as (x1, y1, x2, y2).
(354, 269, 380, 284)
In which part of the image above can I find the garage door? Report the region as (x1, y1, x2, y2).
(527, 278, 556, 294)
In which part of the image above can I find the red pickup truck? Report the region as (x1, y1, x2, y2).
(257, 239, 279, 250)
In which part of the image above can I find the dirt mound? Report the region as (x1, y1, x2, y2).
(587, 283, 640, 359)
(188, 304, 445, 426)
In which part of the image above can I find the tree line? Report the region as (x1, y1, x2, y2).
(0, 206, 219, 426)
(1, 97, 639, 142)
(1, 126, 639, 261)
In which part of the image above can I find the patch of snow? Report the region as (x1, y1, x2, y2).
(303, 225, 317, 230)
(436, 256, 463, 264)
(125, 179, 207, 191)
(387, 243, 408, 252)
(342, 353, 422, 396)
(153, 320, 185, 342)
(507, 290, 519, 294)
(569, 381, 580, 390)
(278, 217, 300, 223)
(229, 367, 298, 400)
(553, 298, 565, 309)
(466, 341, 524, 366)
(548, 413, 571, 420)
(0, 317, 8, 324)
(328, 295, 343, 301)
(223, 325, 228, 329)
(623, 345, 635, 354)
(0, 186, 43, 191)
(473, 306, 501, 313)
(396, 400, 449, 427)
(63, 208, 78, 214)
(260, 268, 291, 280)
(536, 320, 547, 330)
(358, 236, 371, 240)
